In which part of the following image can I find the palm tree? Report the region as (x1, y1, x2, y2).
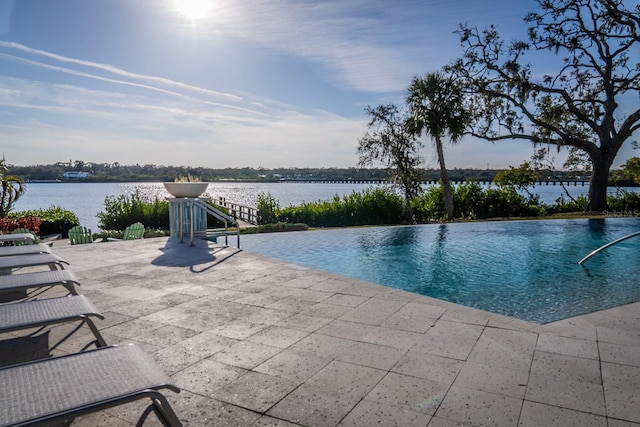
(407, 72, 469, 221)
(0, 157, 26, 217)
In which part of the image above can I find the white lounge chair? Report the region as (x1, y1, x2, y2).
(0, 269, 81, 297)
(0, 253, 68, 272)
(0, 244, 52, 257)
(0, 344, 182, 426)
(0, 295, 107, 349)
(0, 233, 37, 245)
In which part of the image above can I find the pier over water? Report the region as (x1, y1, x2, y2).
(278, 178, 591, 186)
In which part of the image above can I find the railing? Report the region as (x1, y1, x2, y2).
(191, 199, 241, 248)
(578, 231, 640, 265)
(216, 197, 258, 225)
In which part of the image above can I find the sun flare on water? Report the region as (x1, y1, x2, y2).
(175, 0, 212, 20)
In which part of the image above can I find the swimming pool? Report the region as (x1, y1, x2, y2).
(232, 218, 640, 324)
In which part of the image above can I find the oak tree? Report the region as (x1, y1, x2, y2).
(447, 0, 640, 211)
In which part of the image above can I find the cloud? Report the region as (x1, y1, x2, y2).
(189, 0, 529, 93)
(0, 49, 367, 168)
(187, 0, 444, 93)
(1, 99, 366, 168)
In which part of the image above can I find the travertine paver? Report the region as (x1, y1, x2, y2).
(601, 362, 640, 423)
(535, 334, 599, 359)
(518, 401, 607, 427)
(466, 327, 538, 371)
(599, 341, 640, 367)
(453, 361, 529, 399)
(412, 319, 484, 360)
(434, 385, 523, 426)
(526, 351, 606, 415)
(392, 351, 464, 385)
(2, 236, 639, 427)
(365, 372, 449, 415)
(337, 398, 428, 427)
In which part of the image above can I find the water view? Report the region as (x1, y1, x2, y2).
(14, 181, 638, 232)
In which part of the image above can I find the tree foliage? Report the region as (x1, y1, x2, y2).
(619, 157, 640, 182)
(447, 0, 640, 211)
(493, 162, 542, 199)
(406, 72, 470, 220)
(357, 104, 423, 219)
(0, 157, 26, 217)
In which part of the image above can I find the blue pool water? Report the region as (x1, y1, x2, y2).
(232, 218, 640, 323)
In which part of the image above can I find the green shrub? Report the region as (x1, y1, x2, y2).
(484, 187, 542, 217)
(454, 181, 486, 219)
(412, 186, 446, 222)
(241, 223, 309, 234)
(277, 188, 406, 227)
(549, 195, 589, 213)
(10, 206, 79, 237)
(98, 191, 169, 230)
(413, 183, 544, 221)
(607, 190, 640, 212)
(257, 193, 280, 225)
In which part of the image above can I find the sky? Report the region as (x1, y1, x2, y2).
(0, 0, 637, 170)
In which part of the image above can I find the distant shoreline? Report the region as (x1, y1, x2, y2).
(23, 178, 640, 187)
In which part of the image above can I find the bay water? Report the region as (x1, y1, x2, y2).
(13, 181, 635, 232)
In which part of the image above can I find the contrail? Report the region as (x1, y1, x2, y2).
(0, 40, 241, 101)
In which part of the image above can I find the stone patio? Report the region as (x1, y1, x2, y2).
(1, 236, 639, 426)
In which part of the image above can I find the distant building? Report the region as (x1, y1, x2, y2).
(62, 171, 90, 181)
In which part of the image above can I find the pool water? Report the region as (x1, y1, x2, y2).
(232, 218, 640, 324)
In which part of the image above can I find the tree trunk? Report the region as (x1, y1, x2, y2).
(588, 152, 613, 212)
(435, 137, 454, 220)
(404, 193, 414, 222)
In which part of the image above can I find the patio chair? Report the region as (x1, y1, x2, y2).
(0, 269, 81, 297)
(0, 232, 37, 246)
(10, 228, 37, 246)
(123, 222, 145, 240)
(0, 243, 52, 257)
(0, 253, 69, 272)
(68, 225, 96, 245)
(0, 295, 107, 348)
(107, 222, 145, 242)
(0, 344, 182, 426)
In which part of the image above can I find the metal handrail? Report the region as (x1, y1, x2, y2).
(578, 231, 640, 265)
(191, 199, 240, 248)
(216, 197, 258, 225)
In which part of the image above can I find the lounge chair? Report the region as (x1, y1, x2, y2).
(0, 232, 37, 246)
(0, 243, 52, 257)
(0, 269, 80, 297)
(0, 253, 69, 272)
(68, 225, 96, 245)
(0, 344, 182, 426)
(0, 295, 107, 348)
(10, 228, 38, 246)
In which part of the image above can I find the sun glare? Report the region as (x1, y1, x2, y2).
(175, 0, 212, 20)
